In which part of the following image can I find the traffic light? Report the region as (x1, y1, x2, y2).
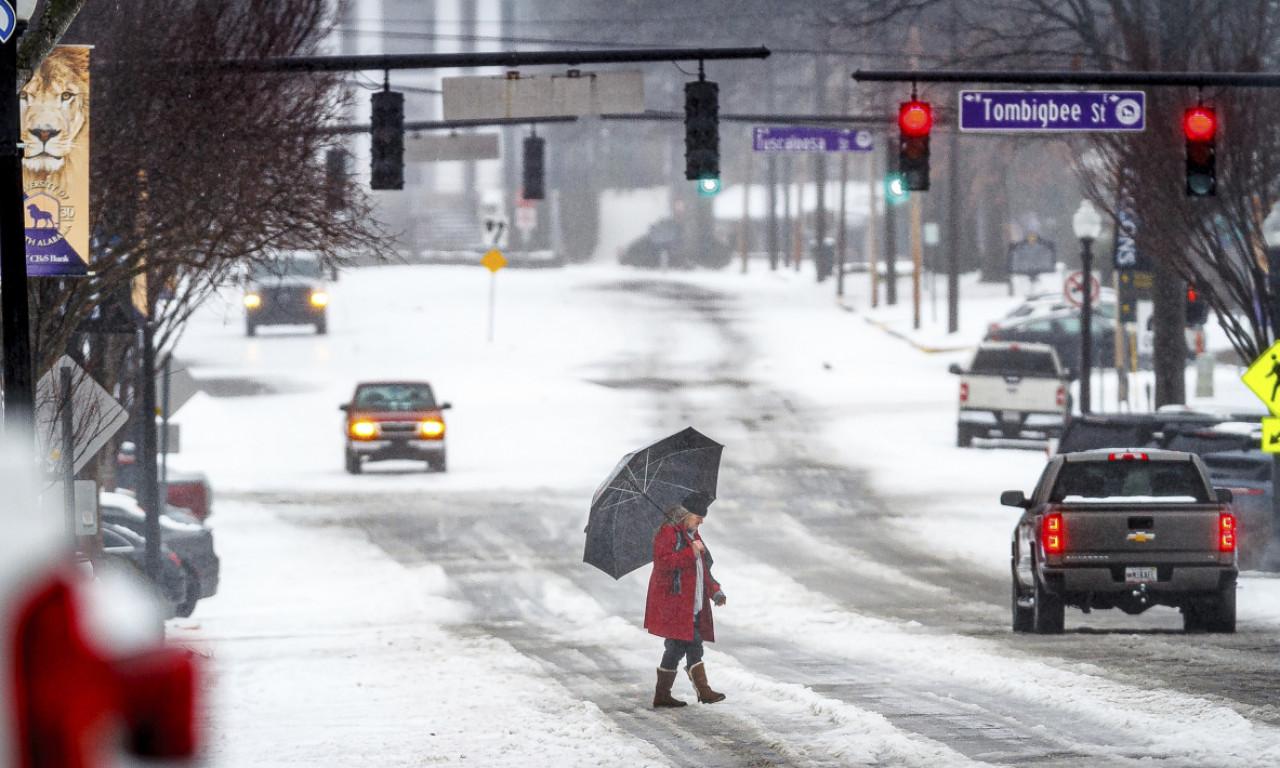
(1184, 106, 1216, 197)
(684, 79, 719, 182)
(1186, 284, 1210, 326)
(523, 135, 545, 200)
(884, 173, 909, 204)
(898, 99, 932, 191)
(370, 89, 404, 190)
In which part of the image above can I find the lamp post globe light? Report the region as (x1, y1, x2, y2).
(1072, 199, 1104, 414)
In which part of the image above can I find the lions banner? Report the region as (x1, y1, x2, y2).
(22, 45, 89, 276)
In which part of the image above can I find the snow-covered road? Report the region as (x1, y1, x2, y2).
(169, 261, 1280, 766)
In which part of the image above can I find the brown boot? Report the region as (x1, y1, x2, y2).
(686, 661, 726, 704)
(653, 668, 687, 708)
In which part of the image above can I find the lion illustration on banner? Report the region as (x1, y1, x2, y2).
(21, 46, 89, 190)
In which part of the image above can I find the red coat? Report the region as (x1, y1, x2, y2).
(644, 523, 722, 642)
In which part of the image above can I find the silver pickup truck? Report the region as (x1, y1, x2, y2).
(1003, 448, 1237, 634)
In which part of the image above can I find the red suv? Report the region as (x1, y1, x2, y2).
(341, 381, 451, 474)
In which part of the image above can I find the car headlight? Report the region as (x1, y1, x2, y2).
(243, 294, 261, 308)
(310, 291, 329, 307)
(419, 420, 445, 437)
(350, 421, 377, 439)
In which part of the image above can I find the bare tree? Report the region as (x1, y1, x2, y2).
(20, 0, 392, 485)
(831, 0, 1280, 403)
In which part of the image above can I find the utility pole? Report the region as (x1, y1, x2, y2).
(0, 12, 33, 455)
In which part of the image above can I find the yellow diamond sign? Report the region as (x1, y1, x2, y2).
(481, 249, 506, 273)
(1241, 340, 1280, 415)
(1263, 418, 1280, 453)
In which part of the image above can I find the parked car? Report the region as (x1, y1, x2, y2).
(985, 307, 1115, 373)
(99, 490, 219, 613)
(1199, 448, 1276, 571)
(100, 521, 196, 619)
(1051, 410, 1264, 456)
(243, 251, 329, 336)
(1004, 288, 1117, 321)
(948, 341, 1070, 446)
(340, 381, 452, 473)
(116, 442, 215, 521)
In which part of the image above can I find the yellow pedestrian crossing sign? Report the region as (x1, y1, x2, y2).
(1241, 341, 1280, 416)
(1263, 418, 1280, 453)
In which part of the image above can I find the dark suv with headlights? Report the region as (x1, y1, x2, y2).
(244, 253, 329, 336)
(341, 381, 451, 473)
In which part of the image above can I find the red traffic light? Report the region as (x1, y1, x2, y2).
(898, 101, 933, 138)
(1184, 106, 1216, 142)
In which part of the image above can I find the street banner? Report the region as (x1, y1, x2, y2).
(959, 90, 1145, 132)
(752, 126, 873, 152)
(22, 45, 90, 276)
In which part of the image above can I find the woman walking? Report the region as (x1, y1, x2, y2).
(644, 491, 727, 708)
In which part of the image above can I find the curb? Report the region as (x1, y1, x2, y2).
(837, 298, 974, 355)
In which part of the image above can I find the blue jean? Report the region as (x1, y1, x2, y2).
(659, 617, 704, 670)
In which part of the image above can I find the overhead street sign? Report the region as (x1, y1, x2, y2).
(1241, 340, 1280, 416)
(959, 90, 1145, 132)
(752, 126, 873, 152)
(405, 133, 500, 162)
(443, 70, 644, 121)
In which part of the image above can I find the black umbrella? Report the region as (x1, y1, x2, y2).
(584, 426, 723, 579)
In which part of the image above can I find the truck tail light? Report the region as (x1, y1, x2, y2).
(1043, 513, 1065, 554)
(1056, 384, 1066, 407)
(1107, 452, 1148, 461)
(1219, 513, 1236, 552)
(959, 382, 969, 403)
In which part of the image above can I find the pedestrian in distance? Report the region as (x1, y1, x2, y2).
(644, 491, 727, 708)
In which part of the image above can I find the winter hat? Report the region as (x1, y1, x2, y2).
(663, 504, 690, 525)
(681, 491, 712, 518)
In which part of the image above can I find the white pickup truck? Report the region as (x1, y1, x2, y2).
(949, 342, 1070, 447)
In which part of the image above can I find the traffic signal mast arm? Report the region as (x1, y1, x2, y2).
(853, 68, 1280, 88)
(217, 46, 771, 74)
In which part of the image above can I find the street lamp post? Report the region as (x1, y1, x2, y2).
(1072, 200, 1103, 415)
(0, 1, 36, 453)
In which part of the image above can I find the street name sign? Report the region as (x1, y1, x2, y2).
(959, 90, 1145, 132)
(1241, 340, 1280, 416)
(443, 70, 644, 121)
(405, 133, 500, 162)
(752, 126, 873, 152)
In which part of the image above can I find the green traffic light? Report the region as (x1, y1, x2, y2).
(697, 176, 721, 197)
(885, 173, 909, 204)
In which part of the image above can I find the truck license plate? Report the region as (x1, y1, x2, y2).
(1125, 567, 1157, 583)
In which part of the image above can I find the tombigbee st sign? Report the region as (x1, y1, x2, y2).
(959, 90, 1145, 132)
